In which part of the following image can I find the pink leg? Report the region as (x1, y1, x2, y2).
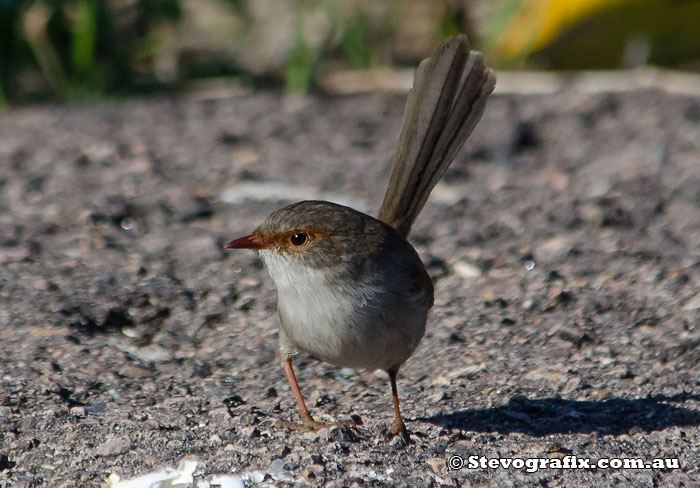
(281, 359, 328, 430)
(388, 369, 410, 442)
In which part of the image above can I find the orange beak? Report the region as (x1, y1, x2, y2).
(225, 234, 264, 250)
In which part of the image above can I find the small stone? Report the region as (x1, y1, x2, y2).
(174, 457, 199, 484)
(244, 471, 265, 483)
(122, 364, 152, 379)
(237, 297, 256, 311)
(32, 278, 49, 290)
(209, 406, 230, 418)
(523, 368, 568, 384)
(12, 481, 34, 488)
(271, 471, 296, 483)
(426, 457, 445, 473)
(230, 146, 260, 166)
(0, 452, 14, 471)
(431, 375, 451, 386)
(84, 402, 106, 414)
(223, 394, 246, 408)
(314, 394, 334, 407)
(208, 475, 246, 488)
(682, 292, 700, 311)
(328, 425, 359, 442)
(562, 377, 581, 394)
(96, 435, 131, 456)
(447, 365, 484, 379)
(553, 326, 591, 346)
(191, 361, 212, 378)
(430, 391, 448, 403)
(0, 247, 29, 264)
(268, 459, 285, 474)
(238, 413, 257, 426)
(337, 368, 356, 378)
(431, 182, 465, 205)
(537, 236, 570, 260)
(69, 406, 85, 417)
(452, 259, 481, 279)
(277, 446, 292, 458)
(610, 366, 635, 379)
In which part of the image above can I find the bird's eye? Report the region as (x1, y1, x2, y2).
(290, 233, 308, 246)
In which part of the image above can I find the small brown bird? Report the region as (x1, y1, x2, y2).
(226, 35, 495, 441)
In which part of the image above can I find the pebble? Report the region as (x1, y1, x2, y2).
(85, 402, 106, 414)
(237, 297, 256, 311)
(337, 368, 356, 378)
(271, 470, 296, 483)
(451, 259, 482, 279)
(230, 145, 260, 166)
(208, 475, 246, 488)
(243, 471, 265, 483)
(96, 435, 131, 457)
(431, 182, 466, 205)
(523, 367, 568, 384)
(267, 459, 285, 474)
(426, 457, 445, 473)
(682, 292, 700, 310)
(327, 425, 359, 443)
(69, 406, 85, 417)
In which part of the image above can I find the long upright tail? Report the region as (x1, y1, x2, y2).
(377, 35, 496, 238)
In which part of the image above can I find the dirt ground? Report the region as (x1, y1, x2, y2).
(1, 75, 700, 487)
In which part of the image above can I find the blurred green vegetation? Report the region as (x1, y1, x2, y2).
(1, 0, 183, 104)
(1, 0, 699, 105)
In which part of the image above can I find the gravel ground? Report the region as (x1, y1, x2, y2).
(1, 76, 700, 487)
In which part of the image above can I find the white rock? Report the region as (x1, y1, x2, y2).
(208, 475, 246, 488)
(452, 259, 481, 279)
(105, 468, 178, 488)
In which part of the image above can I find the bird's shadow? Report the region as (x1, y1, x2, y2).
(418, 393, 700, 436)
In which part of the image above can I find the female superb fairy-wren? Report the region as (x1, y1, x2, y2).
(226, 35, 496, 442)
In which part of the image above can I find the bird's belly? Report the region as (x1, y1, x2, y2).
(261, 249, 430, 371)
(277, 283, 428, 371)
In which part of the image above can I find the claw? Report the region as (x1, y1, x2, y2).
(384, 418, 411, 444)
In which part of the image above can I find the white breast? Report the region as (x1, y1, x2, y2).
(260, 250, 428, 370)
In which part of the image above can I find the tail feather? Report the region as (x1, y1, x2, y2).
(378, 35, 496, 238)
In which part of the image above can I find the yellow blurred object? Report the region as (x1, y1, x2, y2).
(495, 0, 633, 59)
(489, 0, 700, 69)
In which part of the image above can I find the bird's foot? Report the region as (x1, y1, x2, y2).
(383, 418, 411, 445)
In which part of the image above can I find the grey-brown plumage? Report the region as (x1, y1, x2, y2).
(378, 35, 496, 238)
(225, 35, 496, 441)
(256, 200, 433, 372)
